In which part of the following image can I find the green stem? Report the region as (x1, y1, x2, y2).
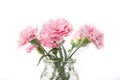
(67, 45, 82, 60)
(58, 45, 63, 60)
(40, 46, 54, 60)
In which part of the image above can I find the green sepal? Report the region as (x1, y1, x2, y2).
(29, 38, 41, 47)
(51, 48, 58, 55)
(81, 37, 91, 47)
(37, 47, 44, 54)
(75, 38, 82, 47)
(70, 39, 75, 47)
(29, 38, 44, 54)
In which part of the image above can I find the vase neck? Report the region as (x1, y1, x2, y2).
(43, 59, 76, 70)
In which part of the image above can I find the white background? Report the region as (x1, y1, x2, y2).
(0, 0, 120, 80)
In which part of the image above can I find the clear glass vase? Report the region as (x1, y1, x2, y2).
(40, 59, 79, 80)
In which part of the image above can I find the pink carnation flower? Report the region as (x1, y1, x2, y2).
(26, 44, 37, 53)
(74, 25, 104, 48)
(38, 19, 73, 48)
(38, 32, 58, 48)
(18, 26, 38, 52)
(19, 26, 38, 46)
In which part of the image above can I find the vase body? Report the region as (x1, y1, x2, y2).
(40, 59, 79, 80)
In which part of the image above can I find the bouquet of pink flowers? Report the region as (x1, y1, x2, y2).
(18, 18, 104, 65)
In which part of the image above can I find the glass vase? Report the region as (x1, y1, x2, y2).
(40, 59, 79, 80)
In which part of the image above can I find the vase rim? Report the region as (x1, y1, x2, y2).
(43, 58, 76, 63)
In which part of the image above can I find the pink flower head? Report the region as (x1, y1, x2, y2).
(38, 18, 73, 48)
(18, 26, 38, 53)
(74, 25, 104, 48)
(26, 44, 36, 53)
(19, 26, 38, 46)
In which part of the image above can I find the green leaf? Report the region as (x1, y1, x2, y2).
(37, 55, 47, 66)
(81, 37, 91, 47)
(37, 54, 56, 66)
(48, 54, 56, 60)
(47, 48, 58, 59)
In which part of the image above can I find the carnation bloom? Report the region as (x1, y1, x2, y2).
(38, 19, 73, 48)
(18, 26, 38, 52)
(74, 25, 104, 48)
(26, 44, 36, 53)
